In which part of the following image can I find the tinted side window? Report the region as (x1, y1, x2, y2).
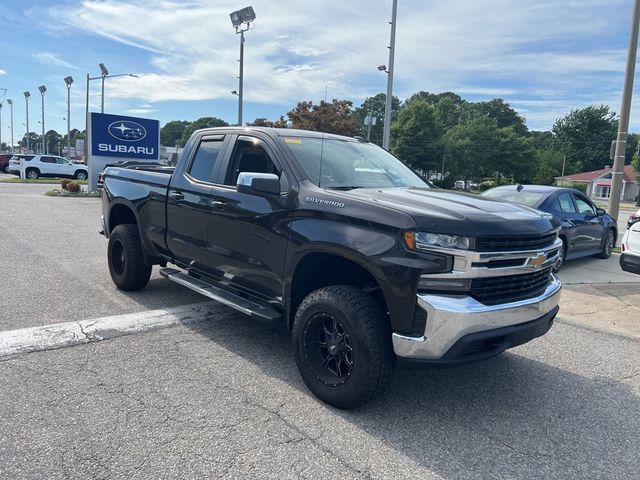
(40, 157, 56, 163)
(556, 193, 577, 213)
(573, 194, 595, 215)
(187, 140, 224, 183)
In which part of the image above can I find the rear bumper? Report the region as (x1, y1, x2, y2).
(392, 276, 561, 363)
(620, 252, 640, 275)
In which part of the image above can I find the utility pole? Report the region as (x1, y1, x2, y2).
(609, 0, 640, 220)
(367, 104, 373, 141)
(382, 0, 398, 151)
(238, 30, 244, 126)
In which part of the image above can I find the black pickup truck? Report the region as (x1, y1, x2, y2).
(101, 127, 562, 408)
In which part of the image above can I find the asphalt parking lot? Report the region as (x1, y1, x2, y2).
(1, 182, 639, 479)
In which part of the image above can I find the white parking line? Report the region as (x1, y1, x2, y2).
(0, 302, 219, 358)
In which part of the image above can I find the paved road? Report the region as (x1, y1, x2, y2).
(0, 182, 203, 331)
(1, 310, 638, 479)
(1, 182, 639, 479)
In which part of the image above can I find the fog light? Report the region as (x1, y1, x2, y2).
(418, 277, 471, 291)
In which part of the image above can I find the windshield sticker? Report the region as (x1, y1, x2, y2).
(284, 138, 302, 144)
(305, 197, 345, 208)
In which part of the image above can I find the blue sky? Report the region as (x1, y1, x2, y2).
(0, 0, 638, 144)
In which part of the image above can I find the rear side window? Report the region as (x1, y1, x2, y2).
(555, 192, 577, 213)
(40, 157, 56, 163)
(187, 140, 224, 183)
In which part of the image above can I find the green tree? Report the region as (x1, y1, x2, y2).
(45, 130, 62, 155)
(287, 99, 359, 136)
(443, 115, 501, 183)
(494, 127, 536, 182)
(246, 116, 289, 128)
(179, 117, 228, 146)
(354, 93, 401, 146)
(161, 120, 190, 147)
(390, 99, 441, 176)
(552, 105, 618, 173)
(462, 98, 528, 136)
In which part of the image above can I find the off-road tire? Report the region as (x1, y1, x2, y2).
(293, 285, 395, 409)
(108, 224, 152, 291)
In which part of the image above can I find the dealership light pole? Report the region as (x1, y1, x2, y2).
(230, 6, 256, 127)
(7, 99, 13, 153)
(38, 85, 46, 154)
(380, 0, 398, 151)
(23, 91, 30, 152)
(608, 0, 640, 220)
(0, 101, 2, 152)
(85, 67, 138, 159)
(64, 76, 73, 157)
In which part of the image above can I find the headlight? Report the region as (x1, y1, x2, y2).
(403, 231, 473, 251)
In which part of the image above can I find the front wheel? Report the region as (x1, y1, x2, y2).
(596, 229, 615, 259)
(108, 224, 152, 291)
(26, 168, 39, 179)
(292, 285, 395, 409)
(75, 170, 88, 180)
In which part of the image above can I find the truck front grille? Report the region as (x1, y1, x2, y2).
(476, 233, 557, 252)
(470, 268, 553, 305)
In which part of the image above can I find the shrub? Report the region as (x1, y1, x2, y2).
(60, 178, 71, 190)
(66, 181, 81, 193)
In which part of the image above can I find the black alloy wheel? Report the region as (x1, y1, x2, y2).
(304, 313, 354, 387)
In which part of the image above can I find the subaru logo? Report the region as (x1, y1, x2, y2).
(108, 120, 147, 142)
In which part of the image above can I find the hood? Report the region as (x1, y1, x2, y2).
(333, 187, 560, 237)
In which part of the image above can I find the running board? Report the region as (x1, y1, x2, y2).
(159, 268, 282, 323)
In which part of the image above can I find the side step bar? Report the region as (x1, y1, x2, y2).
(160, 268, 282, 323)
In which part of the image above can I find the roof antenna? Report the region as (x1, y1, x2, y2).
(516, 183, 524, 192)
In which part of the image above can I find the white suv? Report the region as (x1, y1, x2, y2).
(8, 155, 88, 180)
(620, 222, 640, 275)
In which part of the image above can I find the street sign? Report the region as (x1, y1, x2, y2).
(90, 112, 159, 160)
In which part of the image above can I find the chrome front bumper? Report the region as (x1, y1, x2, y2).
(392, 275, 561, 360)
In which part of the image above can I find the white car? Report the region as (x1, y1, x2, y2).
(620, 222, 640, 275)
(8, 155, 88, 180)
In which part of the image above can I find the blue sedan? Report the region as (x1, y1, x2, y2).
(481, 185, 617, 271)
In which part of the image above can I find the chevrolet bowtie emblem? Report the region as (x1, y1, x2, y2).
(529, 253, 546, 269)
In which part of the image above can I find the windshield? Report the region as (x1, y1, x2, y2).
(482, 189, 547, 207)
(279, 137, 429, 189)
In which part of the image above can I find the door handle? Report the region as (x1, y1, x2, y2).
(210, 200, 226, 209)
(169, 191, 184, 201)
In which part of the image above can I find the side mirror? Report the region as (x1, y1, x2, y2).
(596, 207, 606, 216)
(236, 172, 280, 195)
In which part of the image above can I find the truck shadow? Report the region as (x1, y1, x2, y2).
(186, 308, 640, 479)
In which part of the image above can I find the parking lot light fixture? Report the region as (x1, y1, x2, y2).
(230, 6, 256, 127)
(6, 99, 13, 153)
(23, 91, 30, 152)
(64, 76, 73, 157)
(38, 85, 46, 154)
(85, 68, 139, 159)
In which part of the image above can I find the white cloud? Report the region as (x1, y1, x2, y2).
(43, 0, 632, 129)
(0, 68, 6, 75)
(33, 52, 78, 70)
(125, 108, 156, 115)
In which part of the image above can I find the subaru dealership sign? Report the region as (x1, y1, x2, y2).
(90, 112, 159, 160)
(87, 112, 160, 191)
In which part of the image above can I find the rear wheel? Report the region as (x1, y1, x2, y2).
(75, 170, 87, 180)
(293, 285, 394, 409)
(596, 229, 615, 259)
(108, 224, 152, 291)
